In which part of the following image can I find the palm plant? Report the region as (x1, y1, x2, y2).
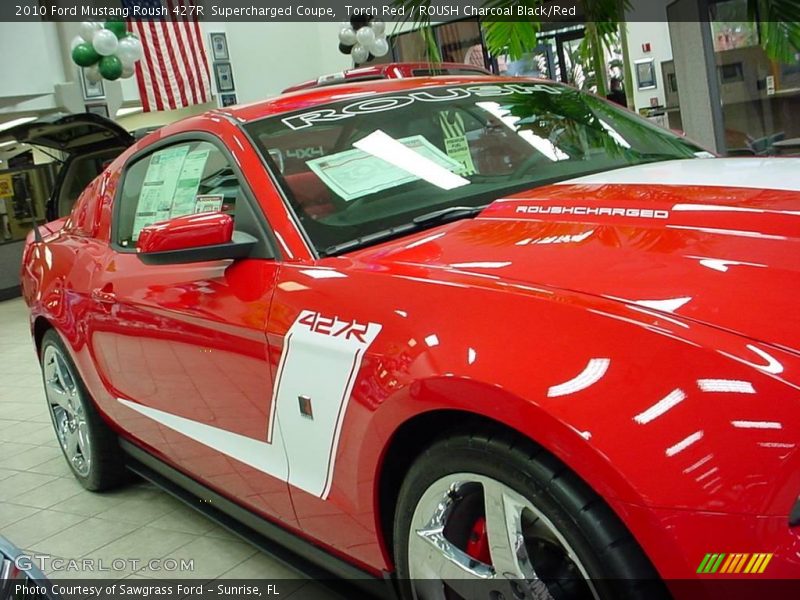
(392, 0, 800, 97)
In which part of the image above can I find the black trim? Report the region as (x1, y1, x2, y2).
(121, 440, 389, 598)
(110, 131, 281, 261)
(137, 231, 258, 266)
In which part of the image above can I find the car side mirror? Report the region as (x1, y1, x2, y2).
(136, 212, 256, 265)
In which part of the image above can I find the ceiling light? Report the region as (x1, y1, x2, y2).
(0, 117, 36, 132)
(116, 106, 143, 117)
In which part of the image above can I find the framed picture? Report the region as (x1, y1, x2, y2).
(220, 93, 238, 107)
(85, 103, 109, 118)
(80, 68, 105, 100)
(214, 62, 235, 92)
(635, 59, 657, 90)
(209, 32, 229, 61)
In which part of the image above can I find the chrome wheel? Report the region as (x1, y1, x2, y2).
(42, 345, 91, 477)
(408, 473, 599, 600)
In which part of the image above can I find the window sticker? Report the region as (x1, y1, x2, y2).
(306, 135, 463, 201)
(170, 149, 210, 215)
(439, 112, 477, 176)
(194, 194, 224, 213)
(131, 146, 211, 240)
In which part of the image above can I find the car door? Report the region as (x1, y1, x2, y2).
(87, 136, 296, 526)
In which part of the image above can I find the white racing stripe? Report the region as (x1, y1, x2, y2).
(119, 309, 382, 500)
(558, 158, 800, 192)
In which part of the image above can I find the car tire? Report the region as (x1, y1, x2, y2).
(39, 329, 127, 491)
(393, 428, 668, 600)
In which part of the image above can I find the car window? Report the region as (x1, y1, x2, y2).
(58, 149, 120, 218)
(115, 141, 241, 247)
(246, 82, 704, 255)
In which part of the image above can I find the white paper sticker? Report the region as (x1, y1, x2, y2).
(194, 194, 224, 213)
(305, 135, 463, 202)
(131, 146, 211, 240)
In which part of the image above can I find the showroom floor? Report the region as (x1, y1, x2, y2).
(0, 297, 339, 595)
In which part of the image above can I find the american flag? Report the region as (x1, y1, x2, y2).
(123, 0, 211, 112)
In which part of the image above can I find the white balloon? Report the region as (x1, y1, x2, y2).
(355, 26, 375, 47)
(79, 21, 100, 43)
(84, 65, 102, 84)
(338, 26, 357, 46)
(117, 36, 143, 65)
(370, 37, 389, 57)
(351, 43, 369, 64)
(121, 64, 135, 79)
(92, 29, 119, 56)
(70, 35, 83, 51)
(371, 20, 386, 36)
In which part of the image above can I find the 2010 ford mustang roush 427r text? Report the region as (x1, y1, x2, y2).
(19, 76, 800, 599)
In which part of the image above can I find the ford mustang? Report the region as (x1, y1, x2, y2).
(20, 76, 800, 599)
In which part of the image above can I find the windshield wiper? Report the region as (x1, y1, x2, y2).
(322, 204, 489, 256)
(412, 204, 489, 226)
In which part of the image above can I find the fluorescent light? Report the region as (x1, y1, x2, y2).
(353, 130, 469, 191)
(547, 358, 610, 398)
(634, 388, 687, 425)
(665, 430, 703, 457)
(476, 101, 568, 162)
(116, 106, 143, 117)
(731, 420, 782, 430)
(697, 379, 755, 394)
(0, 117, 35, 132)
(0, 140, 17, 148)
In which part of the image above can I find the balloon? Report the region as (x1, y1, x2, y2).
(79, 21, 100, 43)
(338, 42, 353, 55)
(98, 55, 123, 80)
(356, 26, 375, 47)
(70, 35, 83, 51)
(338, 27, 357, 46)
(105, 19, 128, 39)
(84, 65, 102, 84)
(370, 37, 389, 57)
(371, 21, 386, 36)
(92, 29, 119, 56)
(121, 64, 135, 79)
(117, 36, 143, 65)
(72, 43, 100, 67)
(351, 43, 369, 64)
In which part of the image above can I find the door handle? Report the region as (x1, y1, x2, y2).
(91, 288, 116, 304)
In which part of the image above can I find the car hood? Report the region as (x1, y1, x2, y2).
(355, 158, 800, 353)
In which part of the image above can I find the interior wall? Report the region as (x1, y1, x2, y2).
(222, 22, 351, 102)
(623, 21, 673, 112)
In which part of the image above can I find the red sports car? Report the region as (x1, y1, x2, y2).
(20, 76, 800, 598)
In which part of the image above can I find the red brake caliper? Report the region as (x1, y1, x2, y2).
(465, 516, 492, 564)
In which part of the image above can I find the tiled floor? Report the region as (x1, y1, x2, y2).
(0, 297, 336, 595)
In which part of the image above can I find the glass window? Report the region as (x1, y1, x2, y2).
(710, 0, 800, 155)
(116, 141, 240, 247)
(246, 83, 703, 255)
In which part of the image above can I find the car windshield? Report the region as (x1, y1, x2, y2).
(245, 82, 704, 255)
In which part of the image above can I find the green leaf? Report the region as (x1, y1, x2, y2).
(749, 0, 800, 63)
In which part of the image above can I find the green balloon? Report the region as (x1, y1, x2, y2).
(72, 43, 100, 67)
(105, 20, 128, 39)
(98, 55, 123, 81)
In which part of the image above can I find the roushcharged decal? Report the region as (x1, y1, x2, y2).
(118, 310, 382, 500)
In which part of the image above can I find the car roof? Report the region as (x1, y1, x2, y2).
(224, 75, 552, 124)
(281, 62, 493, 93)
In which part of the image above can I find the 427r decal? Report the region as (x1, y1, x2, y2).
(119, 310, 381, 500)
